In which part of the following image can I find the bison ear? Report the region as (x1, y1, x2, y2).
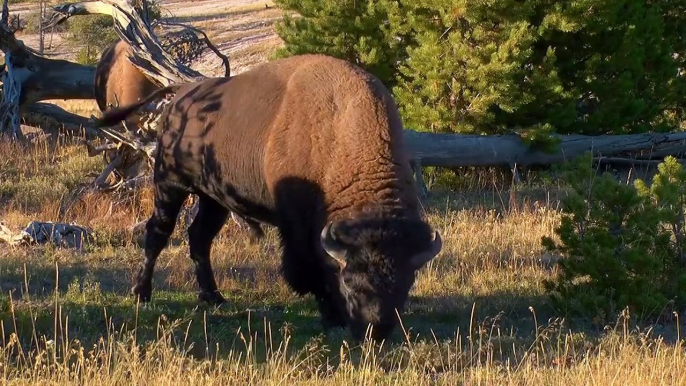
(321, 221, 348, 269)
(410, 230, 442, 268)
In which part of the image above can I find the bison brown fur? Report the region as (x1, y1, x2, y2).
(95, 40, 160, 113)
(96, 54, 443, 342)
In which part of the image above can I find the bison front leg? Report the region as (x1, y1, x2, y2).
(188, 195, 229, 305)
(278, 226, 347, 328)
(274, 201, 347, 330)
(134, 183, 190, 302)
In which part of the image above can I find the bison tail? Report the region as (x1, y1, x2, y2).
(95, 84, 184, 128)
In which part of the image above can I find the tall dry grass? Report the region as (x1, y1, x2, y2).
(1, 136, 686, 385)
(1, 295, 685, 385)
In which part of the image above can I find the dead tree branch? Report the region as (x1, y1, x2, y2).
(47, 0, 203, 86)
(153, 19, 230, 77)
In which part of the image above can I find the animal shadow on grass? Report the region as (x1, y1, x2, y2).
(401, 292, 556, 343)
(0, 246, 578, 369)
(0, 260, 323, 361)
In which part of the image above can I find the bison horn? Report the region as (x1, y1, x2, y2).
(320, 221, 347, 269)
(410, 230, 442, 268)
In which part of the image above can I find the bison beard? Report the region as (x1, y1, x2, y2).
(96, 54, 443, 342)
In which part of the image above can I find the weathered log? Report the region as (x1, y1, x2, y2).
(0, 220, 94, 250)
(403, 130, 686, 167)
(23, 102, 99, 137)
(18, 54, 95, 104)
(0, 15, 96, 136)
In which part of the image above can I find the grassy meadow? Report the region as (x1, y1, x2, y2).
(1, 0, 686, 384)
(2, 135, 686, 385)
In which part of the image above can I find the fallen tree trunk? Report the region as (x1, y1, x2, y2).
(17, 56, 95, 105)
(0, 22, 96, 137)
(24, 102, 99, 137)
(404, 131, 686, 167)
(404, 130, 686, 193)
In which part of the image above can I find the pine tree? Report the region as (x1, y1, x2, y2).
(272, 0, 409, 87)
(543, 154, 686, 323)
(273, 0, 686, 139)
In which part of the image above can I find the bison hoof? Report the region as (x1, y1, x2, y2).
(198, 291, 227, 305)
(131, 284, 152, 303)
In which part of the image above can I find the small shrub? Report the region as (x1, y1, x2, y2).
(75, 47, 100, 66)
(543, 154, 686, 324)
(67, 15, 119, 65)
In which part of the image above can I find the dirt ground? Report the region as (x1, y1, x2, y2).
(9, 0, 282, 77)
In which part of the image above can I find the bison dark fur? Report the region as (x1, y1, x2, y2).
(96, 54, 443, 342)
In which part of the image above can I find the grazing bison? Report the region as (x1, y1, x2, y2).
(94, 40, 265, 242)
(96, 54, 443, 341)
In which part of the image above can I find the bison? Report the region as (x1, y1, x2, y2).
(94, 39, 265, 242)
(96, 54, 443, 341)
(94, 40, 159, 113)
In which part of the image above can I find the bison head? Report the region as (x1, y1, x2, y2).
(320, 218, 442, 341)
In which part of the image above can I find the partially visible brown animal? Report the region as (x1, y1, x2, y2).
(95, 40, 159, 113)
(96, 54, 443, 342)
(94, 40, 265, 242)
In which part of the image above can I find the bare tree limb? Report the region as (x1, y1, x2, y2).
(153, 19, 230, 77)
(47, 0, 203, 86)
(94, 153, 123, 189)
(83, 140, 119, 157)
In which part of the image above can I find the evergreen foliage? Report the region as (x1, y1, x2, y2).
(543, 154, 686, 323)
(272, 0, 408, 87)
(69, 15, 120, 65)
(273, 1, 686, 140)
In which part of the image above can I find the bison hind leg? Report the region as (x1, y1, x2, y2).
(133, 183, 190, 302)
(188, 195, 230, 305)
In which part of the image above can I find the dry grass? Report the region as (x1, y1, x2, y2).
(1, 137, 685, 385)
(43, 100, 101, 119)
(2, 0, 685, 384)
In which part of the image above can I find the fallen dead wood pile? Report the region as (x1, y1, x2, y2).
(0, 220, 94, 250)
